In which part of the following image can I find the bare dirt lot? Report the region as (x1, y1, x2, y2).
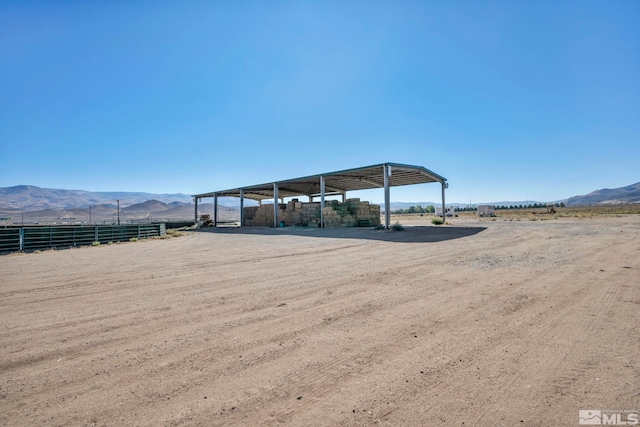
(1, 216, 639, 426)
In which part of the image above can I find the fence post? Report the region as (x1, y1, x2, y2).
(95, 225, 98, 243)
(138, 225, 141, 239)
(19, 228, 24, 251)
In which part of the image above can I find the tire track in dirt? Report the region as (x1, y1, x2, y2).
(2, 217, 638, 426)
(379, 233, 637, 425)
(169, 227, 591, 425)
(2, 248, 432, 425)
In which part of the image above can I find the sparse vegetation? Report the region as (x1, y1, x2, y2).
(391, 204, 640, 224)
(392, 221, 405, 231)
(129, 237, 139, 242)
(391, 205, 435, 214)
(91, 241, 100, 246)
(165, 229, 184, 238)
(431, 217, 444, 225)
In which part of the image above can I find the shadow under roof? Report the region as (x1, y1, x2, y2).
(194, 163, 447, 201)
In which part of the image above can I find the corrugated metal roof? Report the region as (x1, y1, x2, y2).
(194, 162, 447, 201)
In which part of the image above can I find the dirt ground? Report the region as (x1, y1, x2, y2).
(1, 215, 638, 426)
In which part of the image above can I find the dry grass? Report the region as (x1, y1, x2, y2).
(164, 228, 185, 238)
(391, 204, 640, 223)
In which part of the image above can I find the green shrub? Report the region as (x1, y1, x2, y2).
(431, 217, 444, 225)
(392, 221, 405, 231)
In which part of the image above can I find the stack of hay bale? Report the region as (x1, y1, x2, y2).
(242, 198, 380, 227)
(300, 202, 321, 227)
(322, 198, 380, 227)
(243, 206, 259, 225)
(243, 205, 280, 226)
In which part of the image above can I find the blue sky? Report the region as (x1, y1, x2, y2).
(1, 1, 638, 203)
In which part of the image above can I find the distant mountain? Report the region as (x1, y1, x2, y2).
(3, 181, 637, 219)
(0, 185, 257, 211)
(565, 182, 640, 206)
(0, 185, 194, 211)
(0, 200, 238, 225)
(121, 199, 176, 213)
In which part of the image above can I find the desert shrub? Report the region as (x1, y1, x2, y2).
(129, 237, 138, 242)
(392, 221, 405, 231)
(431, 217, 444, 225)
(91, 241, 100, 246)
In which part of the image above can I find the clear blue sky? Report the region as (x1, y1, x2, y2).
(1, 1, 638, 203)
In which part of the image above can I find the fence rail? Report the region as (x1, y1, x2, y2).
(0, 224, 166, 253)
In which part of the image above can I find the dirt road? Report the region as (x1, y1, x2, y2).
(1, 216, 638, 426)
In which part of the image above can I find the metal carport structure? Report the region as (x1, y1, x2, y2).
(193, 162, 448, 229)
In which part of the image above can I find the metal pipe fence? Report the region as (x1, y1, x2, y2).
(0, 224, 166, 253)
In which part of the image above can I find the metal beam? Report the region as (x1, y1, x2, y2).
(384, 165, 390, 229)
(194, 197, 199, 225)
(323, 183, 345, 193)
(441, 183, 446, 222)
(273, 183, 279, 228)
(359, 177, 383, 188)
(239, 189, 244, 226)
(213, 193, 218, 227)
(419, 169, 445, 184)
(320, 176, 325, 228)
(310, 191, 343, 198)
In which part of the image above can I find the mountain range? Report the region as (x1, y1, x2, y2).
(388, 182, 640, 209)
(0, 185, 194, 211)
(565, 182, 640, 206)
(0, 200, 237, 225)
(0, 182, 638, 223)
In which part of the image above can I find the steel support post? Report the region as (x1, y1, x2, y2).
(441, 182, 446, 221)
(194, 197, 199, 225)
(214, 193, 218, 227)
(320, 176, 325, 228)
(384, 165, 391, 229)
(239, 189, 244, 226)
(273, 184, 279, 227)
